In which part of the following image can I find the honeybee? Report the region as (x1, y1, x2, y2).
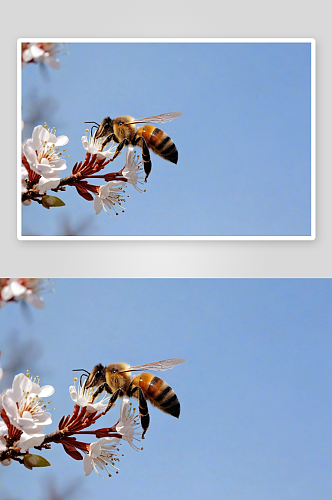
(88, 112, 183, 182)
(80, 358, 186, 438)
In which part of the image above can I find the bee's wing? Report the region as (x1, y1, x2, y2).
(125, 112, 183, 125)
(120, 358, 187, 373)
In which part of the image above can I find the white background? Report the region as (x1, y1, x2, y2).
(3, 0, 331, 277)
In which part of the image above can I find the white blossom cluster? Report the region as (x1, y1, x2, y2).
(22, 125, 144, 215)
(70, 378, 143, 477)
(0, 371, 142, 477)
(22, 125, 69, 193)
(0, 373, 54, 466)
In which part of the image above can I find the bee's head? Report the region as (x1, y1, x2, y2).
(84, 364, 106, 389)
(95, 117, 113, 139)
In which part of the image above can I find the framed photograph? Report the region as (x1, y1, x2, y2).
(19, 39, 315, 240)
(1, 278, 330, 497)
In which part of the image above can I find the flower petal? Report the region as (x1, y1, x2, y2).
(54, 135, 69, 146)
(2, 393, 19, 418)
(23, 144, 37, 165)
(19, 432, 45, 450)
(38, 385, 54, 398)
(94, 196, 103, 215)
(69, 386, 88, 407)
(51, 158, 67, 171)
(9, 373, 30, 402)
(29, 44, 45, 59)
(32, 411, 52, 427)
(8, 281, 27, 298)
(86, 401, 107, 413)
(32, 125, 49, 150)
(83, 455, 93, 476)
(37, 177, 60, 191)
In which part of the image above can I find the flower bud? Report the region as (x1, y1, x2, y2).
(41, 195, 66, 209)
(23, 454, 51, 470)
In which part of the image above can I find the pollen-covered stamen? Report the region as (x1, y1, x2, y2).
(35, 125, 67, 164)
(98, 187, 126, 216)
(125, 403, 140, 429)
(17, 386, 52, 418)
(98, 452, 121, 476)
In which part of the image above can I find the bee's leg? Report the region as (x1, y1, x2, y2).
(100, 133, 117, 150)
(133, 136, 152, 182)
(104, 387, 125, 414)
(110, 138, 130, 160)
(129, 386, 150, 438)
(91, 382, 112, 402)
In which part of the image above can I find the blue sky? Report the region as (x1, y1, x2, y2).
(20, 41, 312, 237)
(0, 279, 331, 499)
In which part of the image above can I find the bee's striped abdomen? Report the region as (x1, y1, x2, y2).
(137, 126, 179, 165)
(133, 373, 181, 418)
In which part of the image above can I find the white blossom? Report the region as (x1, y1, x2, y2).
(121, 146, 144, 192)
(1, 373, 54, 450)
(22, 43, 61, 69)
(19, 432, 47, 450)
(82, 129, 116, 160)
(0, 279, 45, 309)
(83, 437, 121, 477)
(22, 125, 68, 191)
(94, 181, 126, 216)
(69, 378, 109, 413)
(116, 397, 142, 451)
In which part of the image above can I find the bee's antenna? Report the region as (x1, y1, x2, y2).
(84, 122, 100, 138)
(72, 369, 90, 388)
(80, 373, 88, 387)
(84, 121, 100, 127)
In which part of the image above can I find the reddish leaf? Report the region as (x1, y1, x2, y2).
(75, 185, 94, 201)
(62, 444, 83, 461)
